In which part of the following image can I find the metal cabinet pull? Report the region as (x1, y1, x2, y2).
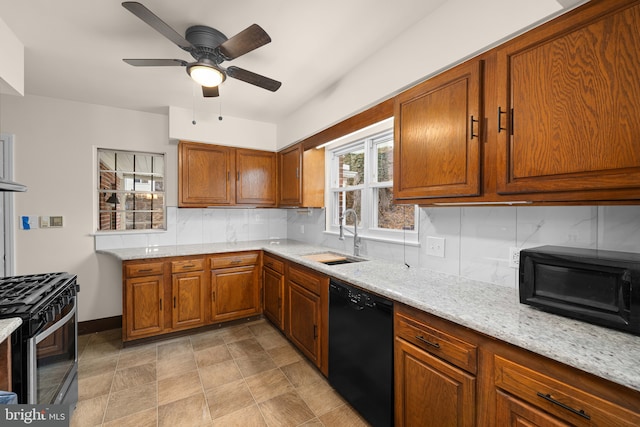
(182, 264, 195, 269)
(313, 325, 318, 339)
(138, 268, 152, 273)
(211, 291, 215, 301)
(237, 171, 240, 181)
(498, 107, 508, 133)
(173, 296, 176, 308)
(159, 299, 162, 310)
(415, 335, 440, 349)
(536, 393, 590, 420)
(470, 115, 479, 139)
(227, 171, 230, 181)
(296, 167, 299, 179)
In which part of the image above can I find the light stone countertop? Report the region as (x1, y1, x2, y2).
(98, 239, 640, 393)
(0, 317, 22, 343)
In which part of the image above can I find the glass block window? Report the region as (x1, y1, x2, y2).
(97, 149, 165, 231)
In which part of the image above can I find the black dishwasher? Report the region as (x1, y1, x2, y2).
(328, 278, 393, 427)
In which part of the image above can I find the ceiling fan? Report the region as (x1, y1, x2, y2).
(121, 1, 281, 98)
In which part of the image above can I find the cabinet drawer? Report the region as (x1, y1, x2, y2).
(395, 312, 477, 374)
(171, 258, 204, 273)
(125, 262, 164, 278)
(494, 355, 640, 427)
(210, 252, 259, 269)
(263, 254, 284, 274)
(288, 264, 324, 295)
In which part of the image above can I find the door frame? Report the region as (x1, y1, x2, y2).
(0, 133, 16, 276)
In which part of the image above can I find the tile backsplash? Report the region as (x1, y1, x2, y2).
(287, 205, 640, 289)
(95, 205, 640, 289)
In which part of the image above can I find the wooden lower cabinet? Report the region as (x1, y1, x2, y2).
(209, 252, 261, 322)
(284, 263, 328, 376)
(395, 303, 640, 427)
(395, 306, 476, 427)
(496, 390, 571, 427)
(122, 252, 261, 342)
(124, 274, 165, 340)
(262, 254, 285, 330)
(171, 271, 206, 330)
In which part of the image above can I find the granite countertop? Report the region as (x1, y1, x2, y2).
(0, 318, 22, 343)
(98, 239, 640, 393)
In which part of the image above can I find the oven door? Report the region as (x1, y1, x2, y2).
(28, 299, 78, 405)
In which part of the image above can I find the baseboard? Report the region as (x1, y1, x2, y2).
(78, 315, 122, 335)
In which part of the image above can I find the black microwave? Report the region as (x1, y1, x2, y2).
(519, 246, 640, 336)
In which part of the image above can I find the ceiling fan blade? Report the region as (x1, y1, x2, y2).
(218, 24, 271, 60)
(123, 59, 187, 66)
(202, 86, 219, 97)
(227, 66, 281, 92)
(122, 2, 194, 51)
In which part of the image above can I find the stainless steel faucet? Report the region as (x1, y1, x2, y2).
(339, 208, 361, 256)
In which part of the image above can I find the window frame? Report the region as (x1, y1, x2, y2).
(96, 148, 167, 233)
(325, 127, 419, 244)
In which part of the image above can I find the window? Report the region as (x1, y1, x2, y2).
(97, 149, 165, 231)
(327, 128, 417, 242)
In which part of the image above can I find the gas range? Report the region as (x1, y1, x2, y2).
(0, 272, 78, 336)
(0, 272, 79, 406)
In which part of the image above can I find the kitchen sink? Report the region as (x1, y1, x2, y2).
(321, 258, 364, 265)
(300, 252, 366, 265)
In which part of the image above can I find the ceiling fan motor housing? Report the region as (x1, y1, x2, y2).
(186, 25, 228, 63)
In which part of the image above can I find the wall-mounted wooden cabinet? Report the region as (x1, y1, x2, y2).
(278, 143, 325, 208)
(179, 141, 276, 207)
(394, 60, 482, 201)
(393, 0, 640, 205)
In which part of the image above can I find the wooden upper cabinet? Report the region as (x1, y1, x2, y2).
(236, 148, 277, 205)
(278, 144, 302, 206)
(394, 60, 482, 201)
(178, 141, 276, 207)
(278, 144, 325, 208)
(179, 141, 235, 207)
(496, 0, 640, 195)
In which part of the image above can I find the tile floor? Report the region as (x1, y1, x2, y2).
(71, 319, 370, 426)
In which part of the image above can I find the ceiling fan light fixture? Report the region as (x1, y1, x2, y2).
(187, 63, 225, 87)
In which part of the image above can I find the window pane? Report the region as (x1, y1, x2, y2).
(338, 146, 365, 187)
(376, 188, 415, 230)
(376, 140, 393, 183)
(335, 190, 362, 226)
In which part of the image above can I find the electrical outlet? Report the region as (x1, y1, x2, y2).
(509, 247, 520, 268)
(299, 225, 305, 234)
(426, 236, 445, 258)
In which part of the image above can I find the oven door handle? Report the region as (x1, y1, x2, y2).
(35, 299, 76, 345)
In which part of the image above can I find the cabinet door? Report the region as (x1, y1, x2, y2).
(395, 337, 476, 427)
(286, 281, 321, 366)
(496, 0, 640, 195)
(210, 265, 260, 322)
(394, 60, 482, 200)
(496, 390, 570, 427)
(172, 272, 206, 330)
(179, 141, 235, 206)
(278, 144, 302, 206)
(263, 266, 284, 330)
(125, 275, 164, 339)
(236, 148, 277, 205)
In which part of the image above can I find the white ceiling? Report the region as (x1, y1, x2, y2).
(0, 0, 447, 124)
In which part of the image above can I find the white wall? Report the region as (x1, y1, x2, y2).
(0, 15, 24, 96)
(169, 106, 277, 151)
(276, 0, 579, 148)
(0, 95, 171, 322)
